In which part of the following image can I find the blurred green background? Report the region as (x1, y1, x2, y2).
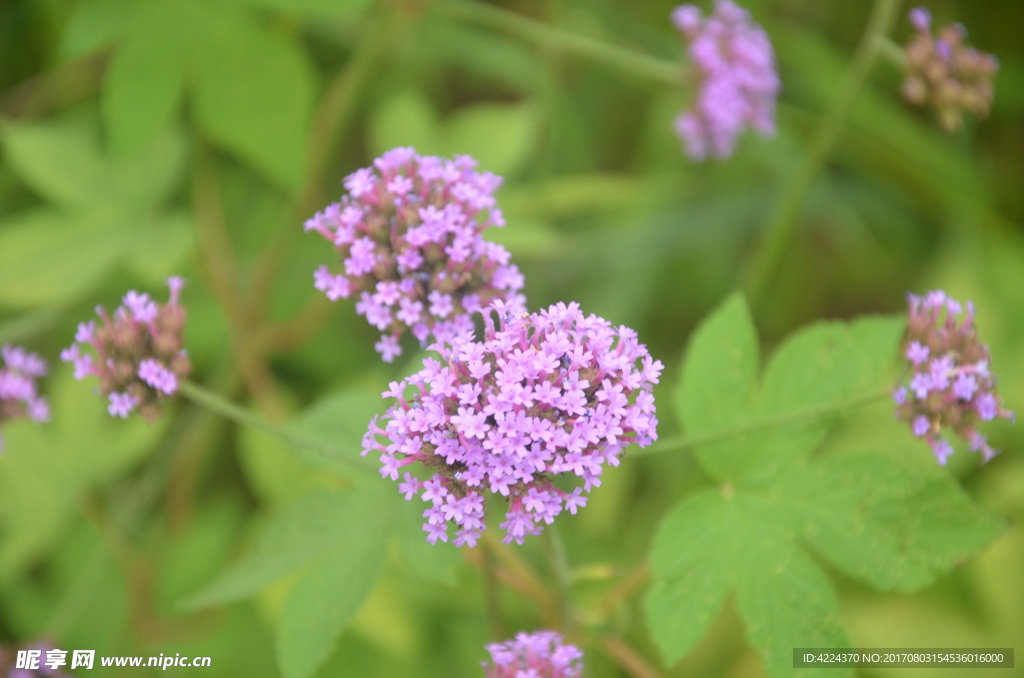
(0, 0, 1022, 676)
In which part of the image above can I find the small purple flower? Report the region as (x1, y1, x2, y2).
(362, 302, 661, 546)
(483, 630, 583, 678)
(671, 1, 780, 160)
(306, 149, 526, 362)
(901, 8, 998, 131)
(0, 345, 50, 453)
(62, 277, 190, 422)
(896, 290, 1013, 464)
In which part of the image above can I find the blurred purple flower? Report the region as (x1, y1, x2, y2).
(483, 630, 583, 678)
(61, 277, 190, 423)
(895, 290, 1013, 464)
(362, 301, 662, 546)
(306, 149, 526, 362)
(0, 345, 49, 453)
(671, 0, 780, 160)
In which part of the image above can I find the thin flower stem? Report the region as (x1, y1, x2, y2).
(600, 636, 666, 678)
(879, 36, 908, 69)
(437, 0, 683, 86)
(0, 308, 60, 346)
(633, 387, 892, 458)
(177, 381, 376, 479)
(741, 0, 903, 306)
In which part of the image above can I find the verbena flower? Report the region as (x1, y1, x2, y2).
(362, 301, 662, 546)
(902, 7, 998, 132)
(305, 148, 526, 362)
(671, 0, 780, 160)
(0, 345, 49, 453)
(483, 630, 583, 678)
(894, 290, 1013, 464)
(61, 277, 190, 423)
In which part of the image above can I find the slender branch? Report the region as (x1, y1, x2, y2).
(480, 531, 560, 626)
(176, 381, 376, 479)
(0, 309, 60, 346)
(740, 0, 904, 306)
(878, 36, 907, 69)
(632, 388, 891, 458)
(595, 560, 650, 621)
(601, 636, 666, 678)
(437, 0, 682, 86)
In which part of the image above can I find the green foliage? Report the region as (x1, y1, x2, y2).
(370, 90, 540, 177)
(0, 117, 192, 308)
(62, 0, 315, 189)
(0, 367, 163, 580)
(647, 295, 1005, 676)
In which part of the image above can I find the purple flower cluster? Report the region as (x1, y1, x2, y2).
(671, 0, 779, 160)
(306, 148, 526, 362)
(0, 346, 49, 453)
(902, 8, 998, 132)
(61, 277, 190, 422)
(894, 290, 1014, 464)
(483, 631, 583, 678)
(362, 301, 662, 546)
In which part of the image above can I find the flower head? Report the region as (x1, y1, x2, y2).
(0, 345, 49, 453)
(362, 302, 661, 546)
(61, 278, 190, 422)
(483, 630, 583, 678)
(306, 149, 526, 362)
(895, 291, 1013, 464)
(671, 0, 780, 160)
(901, 8, 998, 132)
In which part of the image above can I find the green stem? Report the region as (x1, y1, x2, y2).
(177, 381, 376, 479)
(878, 35, 908, 70)
(633, 387, 891, 458)
(543, 526, 573, 631)
(437, 0, 682, 86)
(741, 0, 903, 306)
(0, 309, 60, 345)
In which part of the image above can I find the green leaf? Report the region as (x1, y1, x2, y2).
(0, 119, 111, 212)
(675, 293, 759, 480)
(369, 91, 443, 159)
(783, 454, 1006, 591)
(0, 366, 162, 579)
(394, 500, 461, 586)
(60, 0, 139, 57)
(238, 0, 372, 14)
(289, 388, 389, 479)
(193, 6, 314, 191)
(675, 294, 904, 483)
(646, 490, 852, 677)
(441, 101, 538, 177)
(0, 211, 122, 308)
(126, 212, 195, 284)
(276, 519, 389, 678)
(102, 2, 189, 155)
(180, 489, 371, 609)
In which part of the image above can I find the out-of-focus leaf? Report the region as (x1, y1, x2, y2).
(394, 500, 461, 586)
(59, 0, 138, 57)
(238, 0, 372, 14)
(0, 120, 191, 308)
(0, 367, 162, 580)
(126, 212, 195, 283)
(0, 119, 111, 212)
(369, 91, 539, 176)
(102, 2, 189, 155)
(289, 388, 389, 478)
(369, 91, 443, 158)
(0, 211, 121, 307)
(193, 6, 314, 191)
(442, 101, 538, 177)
